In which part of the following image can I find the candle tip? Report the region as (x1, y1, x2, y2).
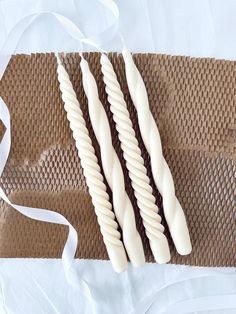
(122, 46, 132, 63)
(100, 53, 108, 63)
(55, 53, 62, 66)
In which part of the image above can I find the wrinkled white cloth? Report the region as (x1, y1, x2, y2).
(0, 0, 235, 313)
(0, 260, 235, 314)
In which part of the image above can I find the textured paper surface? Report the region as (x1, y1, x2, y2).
(0, 53, 235, 266)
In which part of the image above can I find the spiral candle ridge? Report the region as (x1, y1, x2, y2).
(122, 48, 192, 255)
(101, 54, 170, 263)
(80, 56, 145, 267)
(56, 55, 128, 272)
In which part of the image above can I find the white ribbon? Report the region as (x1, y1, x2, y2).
(162, 294, 236, 314)
(0, 0, 119, 79)
(0, 0, 120, 298)
(0, 97, 96, 308)
(0, 97, 78, 280)
(0, 97, 97, 301)
(131, 270, 236, 313)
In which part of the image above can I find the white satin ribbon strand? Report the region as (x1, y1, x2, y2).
(0, 0, 119, 79)
(0, 97, 77, 278)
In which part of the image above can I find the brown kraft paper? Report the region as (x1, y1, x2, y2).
(0, 52, 235, 267)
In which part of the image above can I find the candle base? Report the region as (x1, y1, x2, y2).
(171, 228, 192, 255)
(150, 238, 171, 264)
(107, 246, 128, 273)
(124, 235, 146, 267)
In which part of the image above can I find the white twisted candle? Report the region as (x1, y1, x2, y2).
(122, 48, 192, 255)
(100, 54, 170, 264)
(56, 55, 128, 273)
(80, 56, 145, 267)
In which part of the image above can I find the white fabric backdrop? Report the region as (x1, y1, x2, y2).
(0, 0, 235, 313)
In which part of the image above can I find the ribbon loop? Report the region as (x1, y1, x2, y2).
(0, 1, 120, 79)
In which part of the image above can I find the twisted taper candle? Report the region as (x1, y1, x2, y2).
(56, 55, 128, 272)
(80, 56, 145, 267)
(100, 54, 170, 264)
(122, 48, 192, 255)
